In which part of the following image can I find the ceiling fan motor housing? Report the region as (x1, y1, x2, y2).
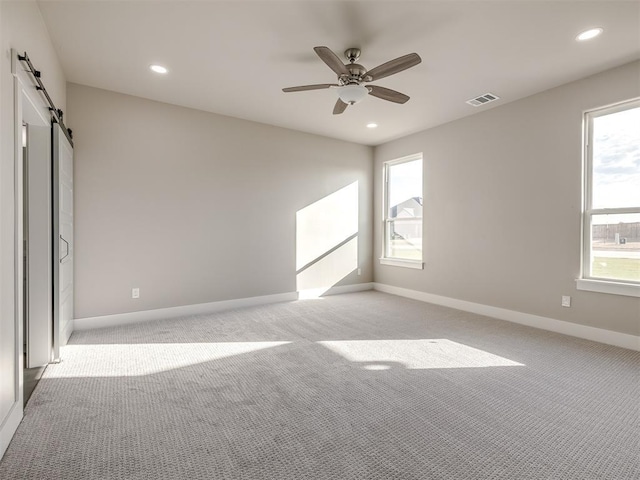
(338, 48, 369, 85)
(339, 63, 367, 85)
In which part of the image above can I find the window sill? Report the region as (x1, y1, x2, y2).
(576, 278, 640, 298)
(379, 258, 424, 270)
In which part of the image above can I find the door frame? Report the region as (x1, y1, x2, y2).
(0, 50, 52, 458)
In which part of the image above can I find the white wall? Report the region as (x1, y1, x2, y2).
(67, 84, 373, 319)
(374, 61, 640, 337)
(0, 0, 65, 456)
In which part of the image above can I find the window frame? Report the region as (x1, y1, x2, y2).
(577, 98, 640, 297)
(380, 153, 424, 269)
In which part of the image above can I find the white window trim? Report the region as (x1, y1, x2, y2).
(576, 279, 640, 298)
(578, 98, 640, 297)
(379, 258, 424, 269)
(380, 153, 424, 270)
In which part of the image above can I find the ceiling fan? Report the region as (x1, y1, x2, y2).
(283, 46, 421, 115)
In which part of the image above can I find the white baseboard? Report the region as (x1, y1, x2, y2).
(74, 291, 298, 331)
(373, 283, 640, 351)
(324, 282, 374, 295)
(73, 283, 374, 331)
(74, 282, 637, 351)
(298, 282, 374, 299)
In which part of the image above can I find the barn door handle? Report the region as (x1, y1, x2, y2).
(59, 235, 69, 262)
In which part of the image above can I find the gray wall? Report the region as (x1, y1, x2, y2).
(374, 61, 640, 337)
(67, 84, 373, 319)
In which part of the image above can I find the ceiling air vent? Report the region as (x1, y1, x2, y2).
(466, 93, 500, 107)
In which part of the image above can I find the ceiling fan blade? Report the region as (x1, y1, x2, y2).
(283, 84, 338, 93)
(365, 53, 421, 81)
(333, 98, 348, 115)
(367, 85, 410, 104)
(314, 46, 350, 76)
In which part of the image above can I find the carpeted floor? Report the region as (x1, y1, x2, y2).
(0, 291, 638, 479)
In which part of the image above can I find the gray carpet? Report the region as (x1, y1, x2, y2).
(0, 291, 638, 479)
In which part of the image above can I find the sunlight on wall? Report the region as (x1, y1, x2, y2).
(47, 342, 291, 377)
(297, 237, 358, 299)
(318, 339, 524, 369)
(296, 182, 359, 298)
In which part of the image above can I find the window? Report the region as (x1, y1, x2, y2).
(578, 99, 640, 297)
(381, 153, 423, 269)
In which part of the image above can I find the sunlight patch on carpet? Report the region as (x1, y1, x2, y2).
(47, 342, 291, 377)
(318, 339, 524, 369)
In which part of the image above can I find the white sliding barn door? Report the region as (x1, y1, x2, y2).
(53, 123, 74, 361)
(25, 124, 53, 368)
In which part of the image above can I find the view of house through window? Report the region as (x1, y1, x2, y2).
(384, 154, 423, 262)
(584, 100, 640, 284)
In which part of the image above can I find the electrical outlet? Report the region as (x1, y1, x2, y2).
(561, 295, 571, 308)
(132, 288, 140, 299)
(357, 268, 362, 276)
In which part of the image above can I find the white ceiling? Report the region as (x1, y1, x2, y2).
(38, 1, 640, 146)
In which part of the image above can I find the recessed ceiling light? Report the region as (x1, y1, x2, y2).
(150, 64, 168, 74)
(366, 123, 378, 129)
(576, 28, 603, 41)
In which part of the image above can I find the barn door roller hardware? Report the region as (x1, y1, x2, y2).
(17, 51, 73, 146)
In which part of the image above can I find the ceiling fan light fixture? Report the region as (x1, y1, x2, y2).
(337, 85, 369, 105)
